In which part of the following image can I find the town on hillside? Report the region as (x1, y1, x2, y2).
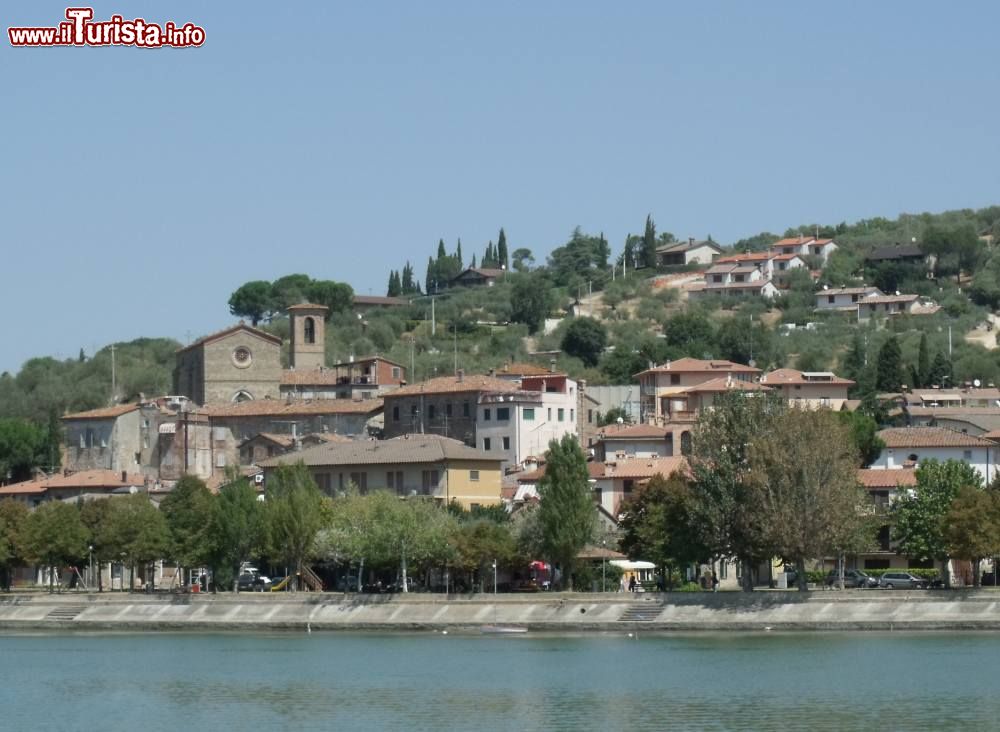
(4, 212, 1000, 594)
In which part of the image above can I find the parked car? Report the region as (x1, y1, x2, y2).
(825, 569, 878, 589)
(879, 572, 927, 590)
(237, 573, 272, 591)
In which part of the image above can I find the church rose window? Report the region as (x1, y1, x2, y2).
(233, 346, 252, 368)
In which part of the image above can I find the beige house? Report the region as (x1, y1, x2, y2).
(259, 433, 503, 509)
(760, 368, 854, 409)
(655, 238, 724, 266)
(635, 358, 762, 424)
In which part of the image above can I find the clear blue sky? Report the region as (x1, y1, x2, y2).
(2, 1, 999, 374)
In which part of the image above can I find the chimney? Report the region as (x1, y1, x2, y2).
(549, 359, 557, 373)
(457, 369, 464, 383)
(688, 237, 695, 246)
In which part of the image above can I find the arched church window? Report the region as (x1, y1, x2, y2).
(304, 317, 316, 344)
(232, 390, 254, 403)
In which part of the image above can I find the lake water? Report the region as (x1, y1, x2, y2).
(1, 631, 997, 731)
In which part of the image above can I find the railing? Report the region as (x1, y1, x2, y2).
(299, 565, 324, 591)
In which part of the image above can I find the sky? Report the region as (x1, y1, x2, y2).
(2, 1, 999, 374)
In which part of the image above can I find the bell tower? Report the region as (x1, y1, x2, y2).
(287, 303, 328, 370)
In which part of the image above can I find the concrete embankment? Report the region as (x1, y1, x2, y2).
(4, 590, 1000, 632)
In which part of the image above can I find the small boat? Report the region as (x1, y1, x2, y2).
(480, 624, 527, 635)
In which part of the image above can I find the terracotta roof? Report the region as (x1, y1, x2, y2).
(705, 263, 739, 275)
(286, 303, 329, 311)
(455, 267, 506, 280)
(771, 253, 804, 262)
(761, 368, 854, 386)
(302, 432, 356, 444)
(177, 323, 282, 353)
(240, 432, 295, 448)
(353, 295, 409, 307)
(600, 456, 689, 480)
(328, 355, 405, 369)
(877, 427, 996, 449)
(715, 252, 772, 264)
(636, 357, 761, 377)
(62, 403, 140, 420)
(773, 237, 835, 247)
(516, 461, 607, 483)
(857, 468, 917, 489)
(598, 424, 672, 440)
(861, 294, 919, 304)
(680, 377, 771, 394)
(259, 433, 499, 468)
(701, 280, 774, 292)
(0, 470, 145, 496)
(982, 430, 1000, 442)
(656, 239, 723, 254)
(202, 398, 383, 418)
(497, 362, 553, 377)
(386, 374, 521, 398)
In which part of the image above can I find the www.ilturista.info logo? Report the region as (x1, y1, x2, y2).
(8, 7, 205, 48)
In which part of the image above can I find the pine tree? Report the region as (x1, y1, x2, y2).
(497, 228, 509, 270)
(928, 352, 953, 388)
(876, 335, 904, 392)
(426, 256, 436, 294)
(842, 331, 866, 385)
(642, 214, 658, 268)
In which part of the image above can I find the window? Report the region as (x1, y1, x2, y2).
(588, 409, 593, 424)
(304, 316, 316, 344)
(496, 407, 510, 421)
(391, 367, 401, 380)
(411, 405, 418, 416)
(484, 408, 491, 421)
(428, 404, 436, 420)
(827, 295, 835, 304)
(570, 409, 575, 421)
(421, 470, 440, 492)
(712, 275, 722, 283)
(670, 374, 680, 385)
(470, 470, 480, 482)
(964, 450, 973, 461)
(446, 402, 452, 417)
(523, 408, 535, 421)
(392, 406, 400, 422)
(558, 408, 565, 422)
(547, 408, 552, 421)
(851, 294, 859, 303)
(387, 471, 404, 495)
(463, 402, 470, 417)
(502, 436, 510, 450)
(483, 437, 491, 451)
(349, 472, 367, 492)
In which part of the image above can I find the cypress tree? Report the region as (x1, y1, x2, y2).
(927, 352, 953, 388)
(916, 332, 930, 389)
(426, 256, 436, 294)
(876, 335, 904, 392)
(456, 238, 463, 267)
(642, 214, 658, 268)
(437, 239, 447, 260)
(471, 253, 477, 268)
(401, 262, 414, 294)
(497, 228, 509, 270)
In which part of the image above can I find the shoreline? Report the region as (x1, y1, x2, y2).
(3, 590, 1000, 632)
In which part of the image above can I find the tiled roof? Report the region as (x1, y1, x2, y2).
(701, 280, 774, 291)
(328, 355, 405, 369)
(600, 456, 689, 480)
(705, 263, 740, 275)
(761, 368, 854, 386)
(857, 468, 917, 489)
(771, 253, 804, 262)
(773, 237, 835, 247)
(386, 374, 521, 398)
(819, 287, 882, 297)
(0, 470, 145, 496)
(861, 294, 919, 304)
(496, 362, 553, 377)
(715, 252, 772, 264)
(598, 424, 672, 440)
(457, 267, 506, 279)
(202, 398, 383, 418)
(177, 323, 283, 353)
(680, 377, 772, 394)
(877, 427, 996, 449)
(353, 295, 409, 307)
(636, 357, 760, 377)
(258, 433, 498, 468)
(656, 239, 722, 254)
(62, 403, 140, 420)
(516, 461, 607, 483)
(241, 432, 295, 448)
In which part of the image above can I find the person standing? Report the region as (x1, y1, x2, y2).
(628, 575, 637, 593)
(712, 571, 719, 593)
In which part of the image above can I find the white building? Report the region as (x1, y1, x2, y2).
(869, 427, 997, 485)
(770, 236, 838, 264)
(814, 286, 884, 312)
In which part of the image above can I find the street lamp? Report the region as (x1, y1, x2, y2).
(492, 559, 498, 596)
(602, 539, 607, 592)
(88, 545, 93, 592)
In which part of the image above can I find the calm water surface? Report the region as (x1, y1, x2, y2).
(1, 631, 997, 731)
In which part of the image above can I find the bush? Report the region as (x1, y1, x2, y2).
(677, 582, 702, 592)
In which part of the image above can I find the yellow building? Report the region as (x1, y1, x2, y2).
(258, 433, 502, 509)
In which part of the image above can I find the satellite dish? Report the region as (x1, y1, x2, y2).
(974, 379, 982, 388)
(822, 284, 829, 290)
(616, 417, 624, 425)
(748, 359, 757, 368)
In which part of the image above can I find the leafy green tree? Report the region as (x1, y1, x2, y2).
(79, 498, 113, 591)
(875, 335, 904, 392)
(894, 459, 981, 587)
(663, 311, 716, 355)
(618, 473, 708, 589)
(451, 520, 518, 591)
(227, 280, 273, 325)
(689, 391, 787, 591)
(0, 418, 49, 483)
(18, 501, 88, 592)
(716, 315, 775, 368)
(560, 317, 608, 367)
(642, 215, 658, 268)
(927, 352, 953, 388)
(597, 407, 632, 427)
(749, 408, 866, 591)
(943, 485, 1000, 587)
(270, 274, 313, 311)
(210, 476, 265, 592)
(0, 499, 28, 590)
(160, 475, 215, 575)
(915, 333, 930, 389)
(599, 348, 649, 385)
(836, 410, 885, 467)
(511, 248, 534, 273)
(263, 463, 329, 591)
(98, 494, 171, 590)
(307, 280, 354, 316)
(510, 273, 553, 334)
(537, 435, 595, 590)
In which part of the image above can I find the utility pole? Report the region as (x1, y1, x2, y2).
(110, 344, 116, 405)
(453, 326, 458, 375)
(431, 297, 436, 336)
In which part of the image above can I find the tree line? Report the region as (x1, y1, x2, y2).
(228, 274, 354, 326)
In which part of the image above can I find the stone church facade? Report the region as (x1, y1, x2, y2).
(173, 323, 284, 404)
